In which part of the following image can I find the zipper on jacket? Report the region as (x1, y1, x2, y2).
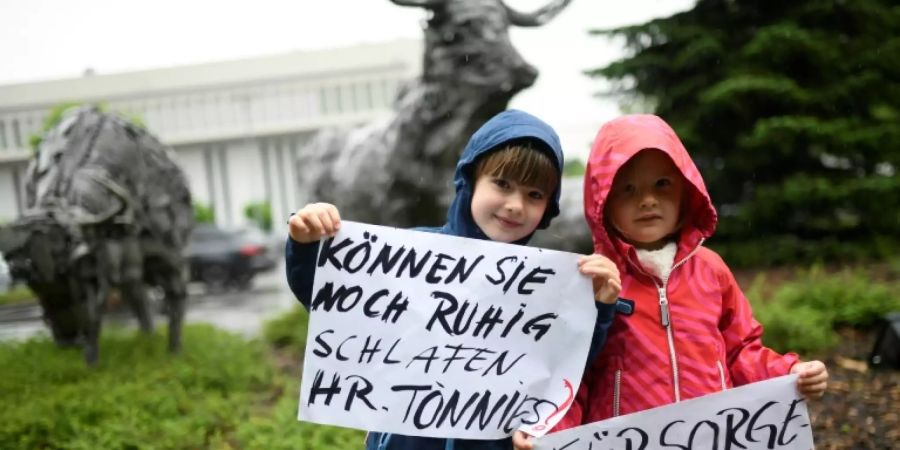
(658, 286, 670, 327)
(661, 290, 681, 403)
(716, 360, 727, 391)
(613, 369, 622, 417)
(627, 240, 704, 405)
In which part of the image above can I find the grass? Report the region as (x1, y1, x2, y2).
(0, 320, 363, 450)
(0, 285, 35, 306)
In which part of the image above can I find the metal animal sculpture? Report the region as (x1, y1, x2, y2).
(0, 106, 193, 365)
(297, 0, 572, 227)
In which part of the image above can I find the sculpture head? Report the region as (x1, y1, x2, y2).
(391, 0, 571, 92)
(0, 212, 72, 285)
(0, 213, 84, 346)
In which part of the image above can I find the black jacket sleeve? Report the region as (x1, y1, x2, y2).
(284, 237, 321, 310)
(584, 301, 616, 368)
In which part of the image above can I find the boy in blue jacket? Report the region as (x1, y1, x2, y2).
(285, 109, 620, 450)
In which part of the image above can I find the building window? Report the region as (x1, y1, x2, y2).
(145, 101, 157, 131)
(296, 89, 309, 119)
(12, 119, 22, 148)
(319, 87, 329, 115)
(333, 85, 343, 113)
(168, 98, 178, 131)
(181, 97, 192, 131)
(0, 120, 7, 149)
(371, 81, 384, 108)
(363, 82, 374, 110)
(347, 84, 358, 112)
(383, 79, 397, 106)
(212, 94, 223, 128)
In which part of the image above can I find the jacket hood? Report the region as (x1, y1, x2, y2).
(439, 109, 563, 244)
(583, 114, 717, 270)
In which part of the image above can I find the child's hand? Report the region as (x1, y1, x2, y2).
(512, 430, 534, 450)
(577, 253, 621, 304)
(790, 360, 828, 400)
(288, 203, 342, 243)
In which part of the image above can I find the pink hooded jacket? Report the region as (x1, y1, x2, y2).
(554, 115, 798, 428)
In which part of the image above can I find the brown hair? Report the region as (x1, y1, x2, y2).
(473, 140, 559, 195)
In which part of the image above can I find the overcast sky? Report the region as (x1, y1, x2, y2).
(0, 0, 693, 160)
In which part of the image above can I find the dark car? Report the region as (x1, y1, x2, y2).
(185, 224, 278, 291)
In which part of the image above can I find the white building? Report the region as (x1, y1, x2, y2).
(0, 39, 422, 232)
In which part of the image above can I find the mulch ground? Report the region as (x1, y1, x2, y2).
(808, 327, 900, 449)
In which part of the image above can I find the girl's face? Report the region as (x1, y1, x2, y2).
(606, 149, 685, 250)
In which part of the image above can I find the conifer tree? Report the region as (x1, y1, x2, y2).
(590, 0, 900, 265)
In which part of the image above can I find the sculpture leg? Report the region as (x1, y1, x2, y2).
(123, 280, 153, 333)
(81, 278, 104, 366)
(120, 238, 153, 333)
(42, 283, 81, 347)
(48, 303, 82, 347)
(143, 242, 187, 354)
(80, 238, 111, 365)
(164, 270, 187, 353)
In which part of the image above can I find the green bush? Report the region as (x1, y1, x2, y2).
(28, 102, 143, 154)
(234, 376, 364, 450)
(749, 277, 838, 355)
(771, 266, 898, 327)
(244, 201, 273, 232)
(194, 202, 216, 224)
(262, 306, 309, 358)
(747, 266, 900, 355)
(29, 102, 85, 153)
(710, 235, 900, 268)
(240, 306, 364, 449)
(886, 255, 900, 279)
(562, 158, 586, 178)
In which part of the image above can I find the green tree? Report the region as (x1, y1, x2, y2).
(28, 102, 146, 153)
(28, 102, 84, 152)
(588, 0, 900, 265)
(193, 202, 215, 224)
(244, 201, 273, 232)
(563, 158, 586, 177)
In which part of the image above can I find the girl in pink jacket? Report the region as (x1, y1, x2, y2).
(514, 114, 828, 449)
(570, 113, 829, 422)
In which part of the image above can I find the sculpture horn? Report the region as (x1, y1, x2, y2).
(504, 0, 572, 27)
(389, 0, 444, 8)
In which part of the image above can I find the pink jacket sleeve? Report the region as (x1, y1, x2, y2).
(717, 259, 799, 386)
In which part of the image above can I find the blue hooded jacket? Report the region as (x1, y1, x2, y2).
(285, 110, 615, 450)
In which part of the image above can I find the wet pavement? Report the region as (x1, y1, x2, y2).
(0, 263, 296, 342)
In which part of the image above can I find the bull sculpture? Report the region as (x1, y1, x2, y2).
(0, 106, 194, 365)
(297, 0, 573, 227)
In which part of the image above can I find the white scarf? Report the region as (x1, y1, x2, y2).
(635, 241, 677, 283)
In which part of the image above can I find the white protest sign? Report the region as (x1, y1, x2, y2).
(298, 221, 597, 439)
(535, 375, 814, 450)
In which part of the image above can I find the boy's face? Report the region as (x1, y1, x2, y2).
(606, 149, 685, 250)
(470, 175, 549, 243)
